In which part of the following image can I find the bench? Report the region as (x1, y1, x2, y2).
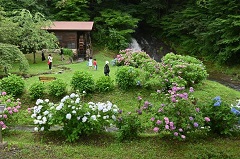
(39, 76, 56, 82)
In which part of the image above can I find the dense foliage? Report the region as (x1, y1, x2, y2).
(31, 92, 119, 142)
(115, 50, 208, 90)
(71, 71, 95, 93)
(0, 0, 239, 64)
(0, 74, 25, 96)
(29, 82, 45, 99)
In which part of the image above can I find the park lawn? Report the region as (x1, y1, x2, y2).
(1, 130, 240, 159)
(1, 49, 240, 159)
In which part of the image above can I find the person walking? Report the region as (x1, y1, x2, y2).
(93, 58, 97, 70)
(48, 54, 53, 70)
(104, 61, 110, 76)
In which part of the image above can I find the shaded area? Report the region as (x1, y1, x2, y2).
(208, 72, 240, 91)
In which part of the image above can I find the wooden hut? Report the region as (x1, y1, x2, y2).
(45, 21, 94, 59)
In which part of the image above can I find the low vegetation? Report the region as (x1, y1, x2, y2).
(0, 50, 239, 158)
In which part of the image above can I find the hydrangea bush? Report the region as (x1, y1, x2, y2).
(160, 53, 208, 87)
(0, 92, 22, 130)
(31, 92, 119, 142)
(201, 96, 240, 135)
(143, 86, 210, 140)
(115, 50, 208, 91)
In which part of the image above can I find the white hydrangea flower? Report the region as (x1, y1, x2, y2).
(77, 116, 81, 120)
(113, 109, 118, 113)
(45, 99, 49, 103)
(34, 119, 39, 124)
(72, 110, 76, 114)
(40, 127, 44, 131)
(70, 93, 76, 98)
(34, 127, 39, 132)
(75, 98, 80, 104)
(97, 114, 101, 118)
(72, 106, 75, 109)
(103, 108, 108, 113)
(56, 105, 62, 110)
(82, 116, 88, 122)
(37, 116, 42, 120)
(112, 115, 116, 120)
(83, 91, 86, 94)
(36, 99, 43, 105)
(85, 112, 90, 116)
(42, 116, 47, 122)
(61, 95, 69, 103)
(48, 114, 52, 118)
(98, 104, 103, 111)
(103, 116, 107, 119)
(91, 115, 97, 121)
(88, 102, 95, 105)
(66, 113, 72, 120)
(38, 121, 43, 125)
(31, 114, 37, 118)
(43, 111, 49, 116)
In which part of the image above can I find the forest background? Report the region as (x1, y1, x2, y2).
(0, 0, 239, 68)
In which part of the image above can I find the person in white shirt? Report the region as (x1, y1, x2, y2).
(48, 54, 53, 70)
(88, 57, 93, 69)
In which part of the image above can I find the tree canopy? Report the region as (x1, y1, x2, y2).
(0, 0, 239, 65)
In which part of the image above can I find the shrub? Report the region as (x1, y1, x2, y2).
(201, 96, 239, 135)
(160, 53, 208, 87)
(71, 71, 95, 93)
(29, 82, 45, 99)
(115, 66, 139, 90)
(31, 92, 119, 142)
(145, 86, 207, 140)
(48, 79, 67, 97)
(0, 74, 25, 96)
(63, 48, 73, 57)
(0, 92, 22, 129)
(115, 111, 142, 141)
(95, 76, 114, 92)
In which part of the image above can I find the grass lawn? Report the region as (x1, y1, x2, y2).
(0, 49, 240, 159)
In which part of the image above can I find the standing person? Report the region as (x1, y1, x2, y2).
(88, 57, 93, 69)
(41, 50, 46, 61)
(60, 48, 65, 61)
(104, 61, 110, 76)
(48, 54, 53, 70)
(93, 59, 97, 70)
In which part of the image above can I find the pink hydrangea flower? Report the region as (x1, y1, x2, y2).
(174, 132, 178, 136)
(204, 117, 210, 122)
(150, 117, 155, 121)
(156, 120, 162, 125)
(153, 127, 159, 132)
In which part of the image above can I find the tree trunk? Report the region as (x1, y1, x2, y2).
(33, 52, 36, 63)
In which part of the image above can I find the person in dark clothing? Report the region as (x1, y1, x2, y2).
(104, 61, 110, 76)
(42, 50, 46, 61)
(60, 48, 65, 61)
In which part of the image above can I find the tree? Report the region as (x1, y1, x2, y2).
(93, 9, 139, 50)
(0, 43, 29, 74)
(53, 0, 90, 21)
(10, 9, 59, 63)
(0, 7, 29, 73)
